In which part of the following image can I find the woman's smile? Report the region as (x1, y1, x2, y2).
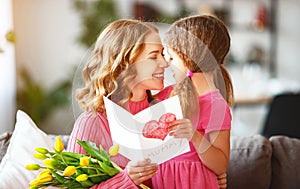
(152, 73, 164, 80)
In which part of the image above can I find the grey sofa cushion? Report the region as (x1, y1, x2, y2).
(270, 135, 300, 189)
(0, 132, 12, 163)
(227, 135, 272, 189)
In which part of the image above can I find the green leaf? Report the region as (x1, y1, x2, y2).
(79, 179, 94, 188)
(90, 174, 111, 183)
(50, 170, 67, 184)
(51, 152, 79, 167)
(76, 140, 109, 162)
(111, 161, 123, 172)
(50, 170, 84, 188)
(98, 161, 119, 176)
(85, 168, 106, 183)
(16, 66, 72, 125)
(73, 0, 119, 47)
(64, 180, 84, 189)
(62, 152, 84, 160)
(61, 151, 84, 165)
(99, 145, 111, 164)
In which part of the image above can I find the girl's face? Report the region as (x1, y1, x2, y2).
(167, 48, 187, 83)
(131, 32, 168, 92)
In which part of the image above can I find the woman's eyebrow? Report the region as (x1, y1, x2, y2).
(148, 47, 164, 55)
(148, 50, 160, 55)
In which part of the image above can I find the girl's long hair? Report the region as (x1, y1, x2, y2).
(164, 15, 234, 119)
(76, 19, 158, 114)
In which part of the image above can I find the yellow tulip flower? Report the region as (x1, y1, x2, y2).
(43, 159, 56, 169)
(37, 172, 53, 183)
(109, 144, 120, 156)
(75, 174, 88, 182)
(33, 153, 47, 160)
(38, 169, 51, 177)
(35, 147, 49, 154)
(63, 166, 76, 177)
(29, 178, 39, 186)
(25, 164, 40, 171)
(5, 31, 16, 43)
(28, 186, 39, 189)
(55, 136, 64, 152)
(80, 157, 90, 166)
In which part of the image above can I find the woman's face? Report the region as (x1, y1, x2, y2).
(167, 48, 187, 83)
(131, 32, 168, 91)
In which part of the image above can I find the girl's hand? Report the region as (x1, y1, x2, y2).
(126, 158, 157, 186)
(168, 118, 197, 141)
(217, 172, 227, 189)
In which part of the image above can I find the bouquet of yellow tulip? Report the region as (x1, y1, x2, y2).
(25, 136, 150, 189)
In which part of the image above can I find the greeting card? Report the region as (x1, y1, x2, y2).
(103, 95, 190, 164)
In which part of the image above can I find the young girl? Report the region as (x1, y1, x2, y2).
(67, 19, 167, 188)
(152, 15, 234, 188)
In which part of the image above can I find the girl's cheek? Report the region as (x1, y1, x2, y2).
(176, 74, 186, 83)
(171, 69, 183, 83)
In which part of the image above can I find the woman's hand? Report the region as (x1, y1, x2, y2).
(126, 158, 157, 186)
(169, 118, 196, 141)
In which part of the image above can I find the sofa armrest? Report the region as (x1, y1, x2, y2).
(270, 135, 300, 189)
(0, 132, 12, 163)
(227, 135, 272, 189)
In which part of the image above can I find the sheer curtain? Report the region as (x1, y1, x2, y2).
(0, 0, 16, 133)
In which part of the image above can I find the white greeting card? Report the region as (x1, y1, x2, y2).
(103, 95, 190, 164)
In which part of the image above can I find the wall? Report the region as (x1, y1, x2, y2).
(11, 0, 300, 135)
(277, 0, 300, 82)
(231, 0, 300, 136)
(13, 0, 86, 134)
(13, 0, 85, 89)
(0, 0, 16, 133)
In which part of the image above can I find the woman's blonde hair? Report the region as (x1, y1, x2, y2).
(76, 19, 158, 114)
(164, 15, 234, 119)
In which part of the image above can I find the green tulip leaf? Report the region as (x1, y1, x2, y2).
(76, 140, 109, 162)
(98, 161, 119, 176)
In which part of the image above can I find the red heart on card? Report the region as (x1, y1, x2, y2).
(159, 113, 177, 124)
(142, 113, 176, 140)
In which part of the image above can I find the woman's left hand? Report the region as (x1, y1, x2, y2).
(168, 118, 196, 141)
(126, 158, 157, 186)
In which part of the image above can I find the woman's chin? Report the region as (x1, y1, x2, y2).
(155, 83, 164, 90)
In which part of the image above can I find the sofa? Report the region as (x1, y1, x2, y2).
(227, 135, 300, 189)
(1, 131, 299, 189)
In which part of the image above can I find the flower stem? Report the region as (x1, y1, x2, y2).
(139, 184, 151, 189)
(88, 173, 107, 178)
(59, 152, 68, 166)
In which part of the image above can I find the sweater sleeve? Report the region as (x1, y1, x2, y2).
(90, 170, 138, 189)
(67, 111, 138, 189)
(67, 111, 112, 154)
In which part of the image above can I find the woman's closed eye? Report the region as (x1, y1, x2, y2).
(149, 56, 158, 60)
(148, 49, 164, 60)
(149, 53, 164, 60)
(149, 54, 157, 59)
